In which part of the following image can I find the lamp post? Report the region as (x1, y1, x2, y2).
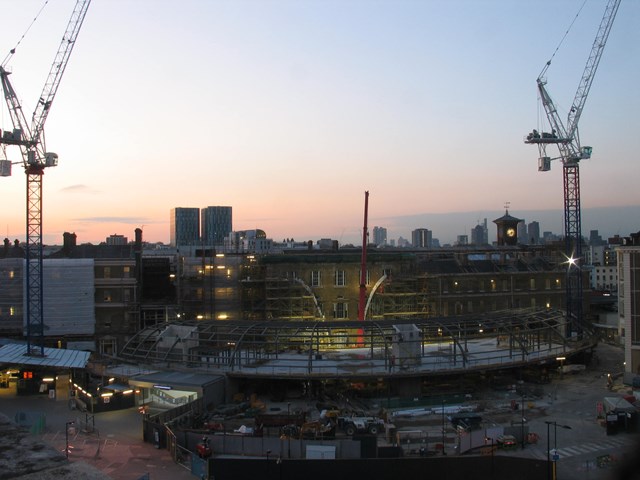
(266, 449, 271, 478)
(556, 356, 566, 378)
(521, 393, 526, 449)
(287, 403, 291, 458)
(441, 400, 446, 456)
(484, 436, 495, 474)
(65, 421, 74, 459)
(545, 420, 572, 480)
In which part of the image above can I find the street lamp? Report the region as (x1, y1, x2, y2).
(545, 420, 572, 480)
(287, 403, 291, 459)
(521, 392, 526, 450)
(484, 436, 495, 474)
(65, 421, 74, 459)
(441, 400, 446, 456)
(556, 356, 566, 378)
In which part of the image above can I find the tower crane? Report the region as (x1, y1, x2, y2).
(0, 0, 92, 356)
(524, 0, 621, 338)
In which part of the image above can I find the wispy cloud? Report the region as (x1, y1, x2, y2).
(60, 184, 100, 194)
(74, 216, 154, 225)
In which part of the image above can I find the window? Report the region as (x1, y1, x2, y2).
(103, 290, 112, 302)
(123, 289, 131, 303)
(334, 302, 348, 319)
(103, 267, 111, 279)
(335, 270, 346, 287)
(99, 338, 116, 356)
(358, 269, 370, 286)
(123, 266, 131, 278)
(383, 268, 392, 278)
(311, 271, 321, 287)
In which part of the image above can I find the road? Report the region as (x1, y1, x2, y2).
(514, 342, 638, 480)
(0, 384, 194, 480)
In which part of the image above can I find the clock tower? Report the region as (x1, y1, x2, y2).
(493, 209, 522, 246)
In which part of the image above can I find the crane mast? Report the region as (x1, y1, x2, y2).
(0, 0, 91, 355)
(525, 0, 621, 338)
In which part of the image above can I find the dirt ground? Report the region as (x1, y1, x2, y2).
(0, 413, 110, 480)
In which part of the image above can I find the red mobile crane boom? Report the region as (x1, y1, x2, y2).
(358, 191, 369, 322)
(0, 0, 92, 355)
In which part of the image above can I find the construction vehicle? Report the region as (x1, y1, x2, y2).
(524, 0, 621, 338)
(255, 411, 306, 437)
(0, 1, 92, 355)
(196, 436, 212, 459)
(337, 416, 385, 436)
(300, 420, 336, 439)
(280, 420, 336, 440)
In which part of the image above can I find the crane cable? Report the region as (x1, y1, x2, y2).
(537, 0, 588, 80)
(1, 0, 50, 68)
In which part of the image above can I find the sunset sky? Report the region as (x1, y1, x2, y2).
(1, 0, 638, 246)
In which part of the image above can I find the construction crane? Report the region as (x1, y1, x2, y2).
(0, 0, 92, 356)
(524, 0, 621, 338)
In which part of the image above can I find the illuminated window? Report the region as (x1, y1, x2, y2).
(123, 266, 130, 278)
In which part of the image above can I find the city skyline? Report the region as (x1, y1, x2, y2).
(1, 0, 638, 246)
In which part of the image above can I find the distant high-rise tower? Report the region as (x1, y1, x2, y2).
(528, 221, 540, 244)
(201, 206, 232, 246)
(471, 224, 485, 245)
(106, 234, 128, 246)
(170, 207, 200, 247)
(517, 220, 527, 244)
(412, 228, 432, 248)
(373, 226, 387, 246)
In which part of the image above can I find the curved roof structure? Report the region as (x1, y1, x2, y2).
(118, 308, 595, 380)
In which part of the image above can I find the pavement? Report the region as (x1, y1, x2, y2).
(0, 383, 196, 480)
(502, 342, 640, 480)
